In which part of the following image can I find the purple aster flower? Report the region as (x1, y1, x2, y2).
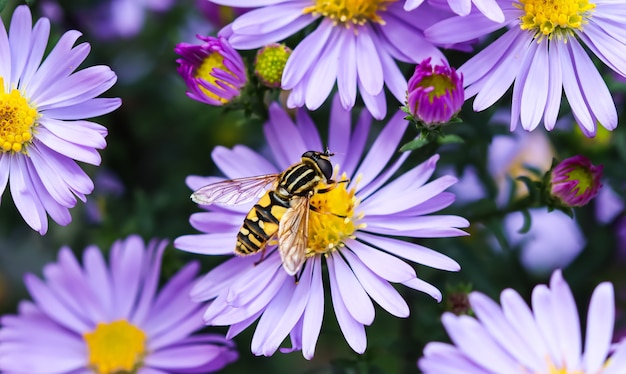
(209, 0, 450, 119)
(549, 155, 603, 208)
(406, 58, 464, 128)
(0, 5, 121, 234)
(426, 0, 626, 136)
(175, 95, 468, 358)
(404, 0, 504, 22)
(175, 35, 247, 106)
(0, 235, 238, 373)
(419, 269, 626, 373)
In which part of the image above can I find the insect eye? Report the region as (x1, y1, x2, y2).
(316, 158, 333, 181)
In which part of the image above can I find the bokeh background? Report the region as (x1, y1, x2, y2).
(0, 0, 625, 373)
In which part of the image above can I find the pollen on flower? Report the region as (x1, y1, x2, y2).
(0, 78, 38, 154)
(303, 0, 398, 27)
(516, 0, 596, 40)
(83, 319, 147, 374)
(306, 174, 364, 256)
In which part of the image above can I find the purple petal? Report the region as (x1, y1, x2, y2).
(8, 5, 32, 84)
(355, 26, 383, 96)
(352, 111, 407, 189)
(329, 252, 375, 325)
(174, 233, 237, 255)
(328, 257, 367, 353)
(336, 31, 357, 109)
(345, 239, 416, 283)
(342, 249, 409, 317)
(250, 280, 296, 356)
(302, 257, 324, 360)
(110, 235, 145, 319)
(442, 313, 521, 372)
(358, 232, 460, 271)
(582, 282, 613, 373)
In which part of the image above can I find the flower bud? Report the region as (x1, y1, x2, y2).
(549, 155, 603, 207)
(254, 43, 292, 88)
(405, 58, 464, 128)
(175, 35, 247, 106)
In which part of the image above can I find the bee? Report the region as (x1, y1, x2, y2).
(191, 150, 339, 276)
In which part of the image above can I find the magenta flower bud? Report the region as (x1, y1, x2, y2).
(175, 35, 247, 106)
(550, 155, 603, 207)
(406, 58, 464, 128)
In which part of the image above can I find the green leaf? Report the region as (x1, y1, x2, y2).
(515, 175, 541, 202)
(0, 0, 9, 12)
(518, 209, 532, 234)
(399, 136, 429, 152)
(437, 134, 464, 145)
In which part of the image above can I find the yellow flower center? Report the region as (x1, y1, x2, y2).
(517, 0, 596, 40)
(565, 165, 594, 197)
(306, 174, 364, 256)
(83, 320, 147, 374)
(303, 0, 398, 27)
(255, 44, 292, 88)
(417, 74, 457, 104)
(0, 77, 37, 154)
(195, 53, 235, 103)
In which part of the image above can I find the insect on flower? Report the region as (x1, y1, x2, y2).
(191, 150, 345, 276)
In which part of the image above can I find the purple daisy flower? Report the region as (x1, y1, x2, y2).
(0, 235, 238, 373)
(426, 0, 626, 136)
(404, 0, 504, 22)
(175, 95, 468, 358)
(208, 0, 449, 119)
(175, 35, 247, 106)
(419, 269, 626, 373)
(0, 5, 121, 234)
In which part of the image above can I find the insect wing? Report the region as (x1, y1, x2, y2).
(191, 174, 280, 206)
(278, 195, 309, 276)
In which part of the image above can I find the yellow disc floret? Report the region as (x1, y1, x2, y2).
(416, 74, 457, 104)
(83, 319, 147, 374)
(303, 0, 398, 28)
(195, 53, 235, 103)
(255, 44, 292, 88)
(0, 77, 38, 154)
(517, 0, 596, 40)
(307, 174, 364, 256)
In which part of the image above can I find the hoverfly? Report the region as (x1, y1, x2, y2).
(191, 150, 340, 276)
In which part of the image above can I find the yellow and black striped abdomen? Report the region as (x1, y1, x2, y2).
(235, 190, 290, 255)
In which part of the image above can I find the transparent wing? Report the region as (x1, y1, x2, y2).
(191, 174, 280, 206)
(278, 195, 309, 276)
